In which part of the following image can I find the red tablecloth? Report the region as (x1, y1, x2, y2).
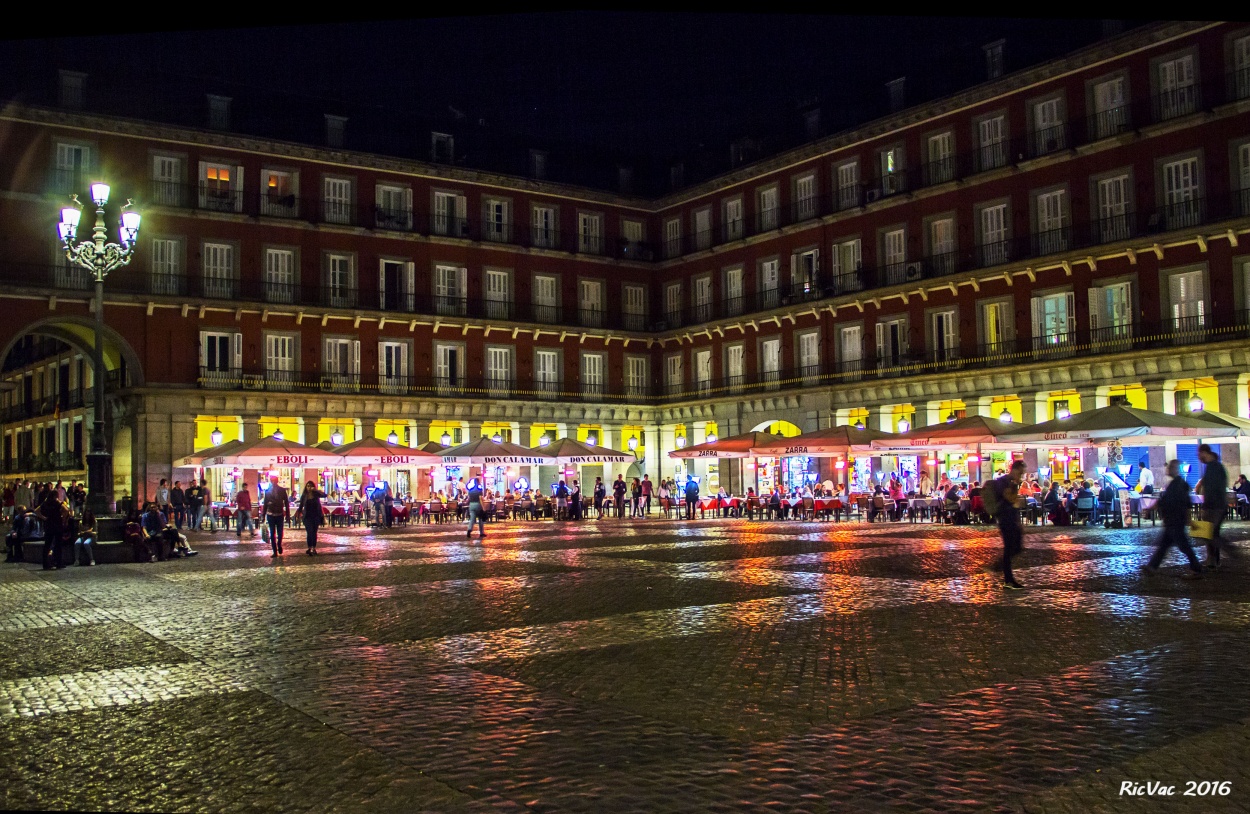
(699, 497, 741, 511)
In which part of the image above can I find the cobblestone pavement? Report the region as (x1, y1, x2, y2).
(1, 518, 1248, 812)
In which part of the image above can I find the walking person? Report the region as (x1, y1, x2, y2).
(262, 477, 290, 557)
(684, 475, 700, 520)
(35, 490, 67, 570)
(465, 476, 486, 539)
(299, 480, 326, 556)
(989, 460, 1027, 590)
(641, 475, 653, 516)
(630, 478, 643, 517)
(1196, 444, 1238, 569)
(1142, 460, 1203, 579)
(235, 483, 256, 538)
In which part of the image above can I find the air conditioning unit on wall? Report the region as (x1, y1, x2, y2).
(866, 189, 881, 203)
(905, 262, 924, 281)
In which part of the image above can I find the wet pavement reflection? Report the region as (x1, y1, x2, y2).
(0, 518, 1247, 812)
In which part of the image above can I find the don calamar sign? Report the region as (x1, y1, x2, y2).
(444, 455, 550, 466)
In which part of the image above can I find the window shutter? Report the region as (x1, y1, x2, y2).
(1065, 292, 1076, 335)
(1002, 302, 1015, 343)
(875, 322, 885, 360)
(899, 321, 908, 355)
(375, 184, 384, 208)
(232, 333, 242, 370)
(1088, 287, 1102, 330)
(353, 340, 361, 376)
(1030, 296, 1041, 339)
(234, 166, 244, 211)
(198, 334, 206, 368)
(455, 194, 467, 220)
(405, 261, 415, 298)
(322, 337, 331, 370)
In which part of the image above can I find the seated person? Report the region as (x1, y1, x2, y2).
(5, 506, 28, 562)
(161, 521, 198, 558)
(518, 491, 534, 519)
(533, 492, 548, 519)
(1236, 474, 1250, 520)
(73, 509, 98, 566)
(768, 489, 783, 520)
(123, 511, 151, 562)
(140, 503, 169, 561)
(1097, 480, 1118, 523)
(944, 483, 968, 524)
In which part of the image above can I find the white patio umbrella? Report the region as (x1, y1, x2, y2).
(330, 436, 443, 467)
(173, 438, 246, 468)
(1000, 405, 1241, 446)
(175, 435, 341, 469)
(440, 436, 552, 466)
(539, 437, 632, 465)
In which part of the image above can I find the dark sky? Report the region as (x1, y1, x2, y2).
(3, 14, 1118, 162)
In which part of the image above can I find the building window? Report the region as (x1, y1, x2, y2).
(981, 300, 1014, 352)
(976, 115, 1007, 171)
(433, 191, 467, 236)
(198, 161, 241, 213)
(379, 259, 415, 312)
(1089, 281, 1133, 341)
(928, 219, 955, 276)
(723, 267, 744, 316)
(53, 142, 91, 194)
(926, 133, 954, 185)
(150, 238, 182, 295)
(484, 269, 511, 320)
(759, 258, 780, 309)
(535, 349, 561, 394)
(693, 208, 712, 250)
(791, 248, 819, 299)
(623, 284, 647, 331)
(151, 155, 183, 206)
(692, 275, 713, 322)
(323, 339, 360, 389)
(431, 132, 454, 163)
(58, 70, 85, 109)
(882, 228, 906, 284)
(485, 346, 514, 396)
(532, 273, 559, 324)
(664, 217, 682, 258)
(207, 95, 231, 130)
(323, 177, 353, 225)
(531, 205, 557, 248)
(760, 338, 781, 388)
(878, 147, 904, 196)
(1168, 269, 1205, 329)
(725, 344, 744, 389)
(621, 219, 645, 257)
(978, 203, 1009, 267)
(1032, 97, 1065, 155)
(797, 331, 820, 379)
(1035, 189, 1068, 254)
(758, 186, 779, 230)
(665, 353, 684, 395)
(201, 242, 236, 298)
(664, 282, 682, 327)
(262, 170, 299, 218)
(1156, 53, 1197, 120)
(1091, 75, 1128, 138)
(375, 184, 412, 230)
(984, 40, 1005, 79)
(200, 331, 240, 377)
(626, 356, 648, 398)
(1031, 291, 1075, 347)
(794, 174, 817, 220)
(1237, 142, 1250, 216)
(1161, 156, 1201, 229)
(694, 349, 712, 393)
(434, 343, 464, 392)
(265, 334, 297, 385)
(434, 264, 467, 316)
(578, 212, 603, 254)
(581, 352, 606, 397)
(1096, 173, 1131, 242)
(324, 253, 356, 308)
(483, 198, 510, 243)
(264, 248, 297, 304)
(875, 317, 907, 367)
(579, 278, 605, 327)
(723, 198, 744, 241)
(379, 341, 410, 393)
(1233, 35, 1250, 100)
(929, 309, 959, 362)
(829, 239, 862, 293)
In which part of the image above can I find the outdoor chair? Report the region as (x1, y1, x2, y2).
(802, 496, 815, 520)
(869, 495, 888, 522)
(1074, 495, 1097, 524)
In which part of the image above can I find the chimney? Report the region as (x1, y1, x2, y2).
(983, 40, 1005, 80)
(529, 149, 548, 180)
(618, 166, 634, 194)
(887, 77, 906, 113)
(324, 115, 347, 148)
(58, 70, 86, 110)
(803, 108, 821, 139)
(670, 162, 685, 190)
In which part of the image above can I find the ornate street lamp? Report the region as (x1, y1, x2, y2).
(388, 430, 399, 445)
(999, 408, 1013, 423)
(586, 434, 597, 446)
(210, 426, 223, 446)
(58, 183, 140, 515)
(706, 432, 718, 444)
(538, 434, 550, 446)
(1188, 392, 1204, 412)
(330, 428, 344, 446)
(897, 418, 910, 433)
(627, 436, 639, 451)
(440, 432, 452, 446)
(491, 433, 502, 443)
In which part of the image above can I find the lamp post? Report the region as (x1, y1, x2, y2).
(57, 184, 140, 516)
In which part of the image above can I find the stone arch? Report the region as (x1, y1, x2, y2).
(0, 314, 145, 386)
(751, 419, 802, 437)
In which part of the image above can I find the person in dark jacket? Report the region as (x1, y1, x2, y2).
(1197, 444, 1237, 568)
(1142, 459, 1202, 577)
(169, 481, 186, 530)
(300, 481, 326, 555)
(35, 492, 67, 569)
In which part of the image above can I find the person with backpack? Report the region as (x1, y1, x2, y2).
(987, 460, 1027, 590)
(1142, 459, 1203, 579)
(262, 477, 290, 556)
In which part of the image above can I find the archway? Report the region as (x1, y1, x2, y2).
(750, 419, 803, 494)
(751, 419, 801, 437)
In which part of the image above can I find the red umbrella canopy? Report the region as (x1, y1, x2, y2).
(331, 436, 442, 467)
(870, 414, 1027, 451)
(669, 431, 784, 459)
(749, 425, 893, 457)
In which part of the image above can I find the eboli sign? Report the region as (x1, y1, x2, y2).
(376, 455, 413, 465)
(274, 455, 311, 465)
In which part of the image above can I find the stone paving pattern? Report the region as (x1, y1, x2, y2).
(0, 518, 1247, 812)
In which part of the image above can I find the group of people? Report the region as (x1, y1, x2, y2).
(121, 502, 199, 562)
(152, 477, 218, 532)
(4, 480, 100, 569)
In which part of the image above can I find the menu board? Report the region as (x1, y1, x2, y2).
(1118, 489, 1133, 528)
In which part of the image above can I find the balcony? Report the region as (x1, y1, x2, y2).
(1, 451, 84, 475)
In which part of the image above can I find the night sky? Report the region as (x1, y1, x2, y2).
(3, 15, 1123, 169)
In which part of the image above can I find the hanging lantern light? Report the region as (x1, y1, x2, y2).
(1188, 392, 1204, 412)
(387, 430, 399, 444)
(1056, 406, 1071, 420)
(330, 428, 344, 446)
(627, 436, 639, 451)
(675, 436, 687, 448)
(999, 408, 1013, 423)
(897, 418, 910, 433)
(586, 434, 598, 446)
(492, 433, 502, 443)
(706, 432, 718, 444)
(440, 432, 451, 446)
(539, 434, 551, 446)
(210, 426, 223, 446)
(272, 429, 284, 441)
(854, 420, 865, 430)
